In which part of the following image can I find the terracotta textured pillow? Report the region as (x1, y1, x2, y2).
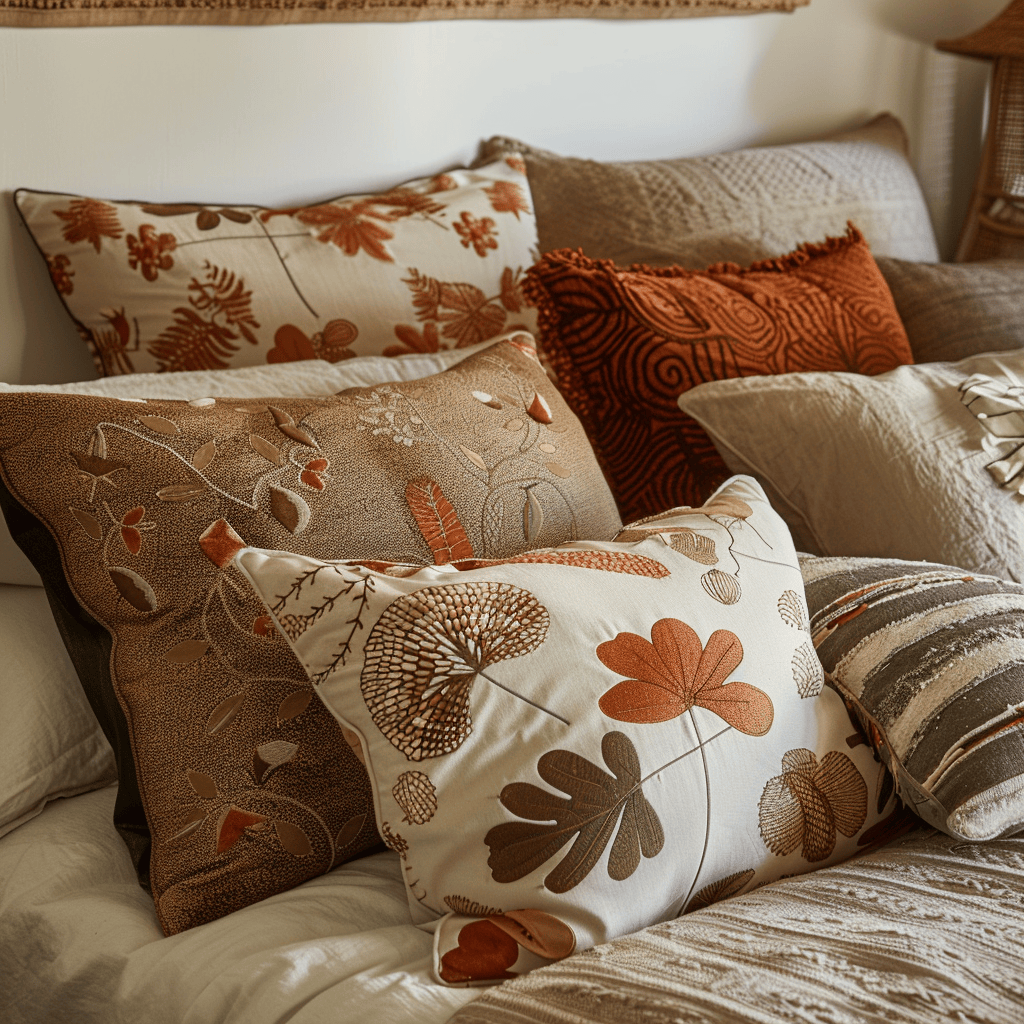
(477, 113, 939, 269)
(803, 555, 1024, 841)
(15, 156, 538, 376)
(875, 257, 1024, 363)
(237, 476, 893, 988)
(678, 350, 1024, 581)
(525, 226, 914, 522)
(0, 340, 620, 934)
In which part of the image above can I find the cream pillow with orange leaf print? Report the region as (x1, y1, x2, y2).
(235, 475, 895, 988)
(15, 155, 538, 376)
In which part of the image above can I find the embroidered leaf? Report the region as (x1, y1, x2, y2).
(701, 569, 741, 605)
(199, 519, 246, 569)
(120, 527, 142, 555)
(167, 807, 206, 844)
(671, 529, 718, 565)
(54, 198, 122, 252)
(487, 910, 575, 960)
(268, 405, 294, 427)
(393, 770, 437, 825)
(485, 731, 664, 893)
(187, 770, 219, 799)
(216, 805, 267, 854)
(527, 393, 552, 424)
(122, 506, 145, 527)
(778, 590, 809, 631)
(598, 620, 774, 734)
(109, 566, 157, 612)
(280, 423, 317, 447)
(207, 692, 245, 735)
(499, 266, 524, 312)
(445, 896, 504, 917)
(275, 821, 312, 856)
(485, 180, 531, 220)
(440, 919, 519, 984)
(792, 643, 824, 699)
(300, 458, 328, 490)
(138, 415, 180, 436)
(192, 440, 217, 471)
(277, 689, 312, 724)
(523, 489, 544, 543)
(253, 614, 276, 637)
(544, 461, 570, 479)
(250, 434, 283, 466)
(685, 868, 755, 912)
(71, 507, 103, 540)
(459, 444, 487, 472)
(157, 481, 207, 502)
(253, 740, 299, 784)
(269, 485, 311, 534)
(452, 549, 670, 579)
(165, 639, 210, 664)
(336, 813, 367, 850)
(406, 478, 475, 565)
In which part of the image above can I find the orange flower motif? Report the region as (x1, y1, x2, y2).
(127, 224, 176, 282)
(300, 458, 329, 491)
(597, 618, 774, 735)
(47, 253, 74, 295)
(119, 505, 155, 555)
(453, 212, 499, 257)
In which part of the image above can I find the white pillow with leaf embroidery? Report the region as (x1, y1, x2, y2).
(236, 476, 895, 987)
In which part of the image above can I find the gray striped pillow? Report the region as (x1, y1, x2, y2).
(802, 555, 1024, 841)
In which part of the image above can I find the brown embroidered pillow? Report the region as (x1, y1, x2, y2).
(0, 340, 621, 934)
(15, 156, 538, 376)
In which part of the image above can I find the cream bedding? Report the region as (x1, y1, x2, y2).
(0, 787, 480, 1024)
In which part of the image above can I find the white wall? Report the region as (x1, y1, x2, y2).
(0, 0, 1007, 384)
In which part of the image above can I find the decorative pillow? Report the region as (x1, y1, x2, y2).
(678, 350, 1024, 582)
(875, 257, 1024, 363)
(803, 554, 1024, 841)
(476, 113, 939, 268)
(0, 339, 505, 587)
(235, 476, 892, 987)
(0, 339, 620, 934)
(0, 584, 116, 838)
(524, 225, 914, 522)
(15, 156, 538, 376)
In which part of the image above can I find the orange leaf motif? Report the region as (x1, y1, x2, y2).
(440, 919, 519, 984)
(300, 458, 329, 490)
(485, 181, 531, 220)
(216, 805, 268, 854)
(597, 619, 773, 735)
(54, 198, 122, 252)
(406, 478, 475, 564)
(296, 201, 396, 262)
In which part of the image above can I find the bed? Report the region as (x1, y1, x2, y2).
(3, 113, 1024, 1024)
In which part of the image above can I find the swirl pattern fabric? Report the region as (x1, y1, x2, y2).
(525, 226, 913, 522)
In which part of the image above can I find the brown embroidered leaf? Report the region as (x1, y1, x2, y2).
(268, 405, 294, 427)
(670, 529, 718, 565)
(54, 198, 122, 252)
(192, 440, 217, 472)
(253, 740, 299, 784)
(71, 507, 103, 540)
(406, 477, 475, 564)
(485, 180, 531, 220)
(485, 731, 664, 893)
(361, 582, 549, 761)
(199, 518, 246, 568)
(792, 643, 824, 699)
(167, 806, 206, 844)
(138, 415, 180, 436)
(165, 639, 210, 664)
(109, 566, 157, 612)
(187, 770, 219, 799)
(487, 910, 576, 960)
(440, 919, 519, 984)
(277, 689, 312, 724)
(157, 481, 207, 503)
(459, 444, 488, 472)
(523, 488, 544, 543)
(393, 770, 437, 825)
(275, 821, 312, 856)
(778, 590, 809, 631)
(216, 805, 267, 854)
(685, 868, 756, 912)
(207, 692, 245, 735)
(336, 814, 366, 852)
(701, 569, 741, 605)
(499, 266, 524, 312)
(452, 549, 670, 579)
(544, 461, 570, 479)
(437, 282, 506, 347)
(250, 434, 283, 466)
(527, 393, 552, 424)
(598, 620, 774, 734)
(279, 423, 317, 448)
(403, 268, 443, 322)
(296, 201, 396, 261)
(269, 485, 311, 534)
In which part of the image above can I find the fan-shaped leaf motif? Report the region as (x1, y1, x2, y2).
(336, 813, 367, 851)
(702, 569, 741, 605)
(277, 689, 312, 724)
(758, 749, 867, 863)
(269, 485, 311, 535)
(488, 910, 576, 960)
(253, 740, 299, 784)
(165, 639, 210, 664)
(275, 821, 312, 856)
(250, 434, 283, 466)
(207, 692, 245, 735)
(216, 805, 267, 854)
(792, 642, 824, 698)
(187, 770, 218, 799)
(157, 481, 207, 502)
(440, 919, 519, 984)
(138, 415, 180, 436)
(192, 440, 217, 471)
(486, 732, 664, 893)
(778, 590, 809, 631)
(685, 868, 755, 912)
(406, 478, 475, 564)
(361, 582, 549, 761)
(598, 620, 773, 735)
(71, 507, 103, 540)
(393, 770, 437, 824)
(167, 807, 206, 844)
(109, 566, 157, 612)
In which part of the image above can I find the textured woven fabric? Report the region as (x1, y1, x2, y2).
(526, 226, 913, 522)
(0, 340, 620, 935)
(876, 257, 1024, 363)
(803, 555, 1024, 841)
(448, 827, 1024, 1024)
(477, 113, 939, 269)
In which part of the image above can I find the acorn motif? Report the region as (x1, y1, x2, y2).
(393, 770, 438, 825)
(701, 569, 741, 605)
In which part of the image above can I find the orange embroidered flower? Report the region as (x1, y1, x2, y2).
(126, 224, 177, 282)
(47, 253, 74, 295)
(296, 201, 396, 262)
(118, 505, 155, 555)
(454, 212, 499, 257)
(597, 618, 774, 735)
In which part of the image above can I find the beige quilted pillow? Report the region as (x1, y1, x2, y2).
(476, 114, 938, 268)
